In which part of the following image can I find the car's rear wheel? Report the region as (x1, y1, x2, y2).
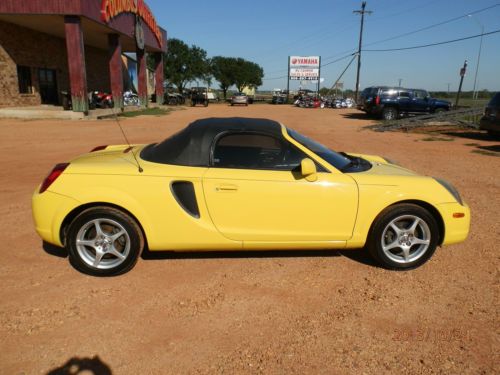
(382, 107, 398, 121)
(367, 204, 439, 270)
(67, 207, 144, 276)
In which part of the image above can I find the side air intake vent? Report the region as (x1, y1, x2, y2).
(170, 181, 200, 218)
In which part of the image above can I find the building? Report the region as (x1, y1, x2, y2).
(0, 0, 167, 113)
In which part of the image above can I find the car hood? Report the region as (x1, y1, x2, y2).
(431, 98, 451, 107)
(346, 153, 418, 177)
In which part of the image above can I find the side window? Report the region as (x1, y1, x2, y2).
(398, 91, 410, 98)
(212, 133, 306, 170)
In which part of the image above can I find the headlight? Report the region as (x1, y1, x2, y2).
(434, 178, 463, 205)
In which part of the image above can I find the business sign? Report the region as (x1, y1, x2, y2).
(290, 68, 319, 80)
(101, 0, 163, 47)
(289, 56, 320, 80)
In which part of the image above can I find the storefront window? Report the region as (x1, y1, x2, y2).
(17, 65, 33, 94)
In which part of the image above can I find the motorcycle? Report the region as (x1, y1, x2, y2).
(90, 91, 114, 108)
(123, 90, 139, 106)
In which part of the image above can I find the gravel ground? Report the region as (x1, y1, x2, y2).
(0, 105, 498, 375)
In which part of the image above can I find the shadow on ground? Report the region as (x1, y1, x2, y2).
(46, 356, 111, 375)
(340, 112, 373, 121)
(42, 241, 378, 268)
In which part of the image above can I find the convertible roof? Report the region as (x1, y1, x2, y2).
(140, 117, 283, 166)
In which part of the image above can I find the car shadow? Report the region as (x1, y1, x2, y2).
(142, 248, 380, 268)
(46, 355, 112, 375)
(442, 130, 495, 142)
(43, 241, 68, 258)
(41, 242, 380, 269)
(340, 112, 372, 120)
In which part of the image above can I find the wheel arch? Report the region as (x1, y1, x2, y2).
(59, 202, 149, 249)
(369, 199, 445, 246)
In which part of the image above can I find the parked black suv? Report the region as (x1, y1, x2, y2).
(479, 92, 500, 138)
(358, 86, 451, 120)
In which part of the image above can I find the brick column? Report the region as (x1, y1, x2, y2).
(108, 34, 123, 110)
(136, 48, 148, 107)
(154, 52, 164, 104)
(64, 16, 88, 113)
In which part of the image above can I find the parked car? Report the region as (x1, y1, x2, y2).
(231, 92, 248, 106)
(358, 86, 451, 121)
(189, 88, 208, 107)
(479, 92, 500, 138)
(32, 117, 470, 276)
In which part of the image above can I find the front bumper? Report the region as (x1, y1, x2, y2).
(32, 190, 80, 247)
(436, 202, 470, 245)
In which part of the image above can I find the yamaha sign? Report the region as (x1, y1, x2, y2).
(289, 56, 320, 80)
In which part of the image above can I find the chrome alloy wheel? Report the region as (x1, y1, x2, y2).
(75, 218, 130, 269)
(381, 215, 431, 264)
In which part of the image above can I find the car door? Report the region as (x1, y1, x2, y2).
(398, 90, 411, 113)
(202, 132, 358, 242)
(411, 90, 431, 113)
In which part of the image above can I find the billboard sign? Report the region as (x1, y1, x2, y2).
(289, 56, 320, 80)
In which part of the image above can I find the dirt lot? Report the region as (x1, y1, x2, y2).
(0, 105, 498, 374)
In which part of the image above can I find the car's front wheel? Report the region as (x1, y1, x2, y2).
(367, 204, 439, 270)
(67, 207, 144, 276)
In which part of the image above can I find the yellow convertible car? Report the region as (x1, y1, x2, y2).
(32, 118, 470, 276)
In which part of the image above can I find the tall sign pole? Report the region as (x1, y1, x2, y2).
(317, 56, 321, 95)
(353, 1, 372, 102)
(286, 56, 290, 104)
(455, 60, 467, 108)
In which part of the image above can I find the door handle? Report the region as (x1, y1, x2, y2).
(215, 184, 238, 192)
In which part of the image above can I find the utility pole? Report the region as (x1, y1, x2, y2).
(447, 83, 451, 94)
(398, 78, 402, 87)
(455, 60, 467, 108)
(353, 1, 372, 102)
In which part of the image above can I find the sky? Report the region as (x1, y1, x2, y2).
(146, 0, 500, 92)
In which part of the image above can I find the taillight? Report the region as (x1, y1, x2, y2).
(90, 145, 108, 152)
(39, 163, 69, 193)
(375, 95, 380, 105)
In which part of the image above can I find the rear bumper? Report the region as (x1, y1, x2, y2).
(436, 202, 470, 245)
(479, 116, 500, 131)
(32, 190, 80, 246)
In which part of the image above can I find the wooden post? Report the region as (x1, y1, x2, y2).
(154, 52, 164, 104)
(64, 16, 88, 113)
(136, 48, 148, 107)
(108, 34, 123, 110)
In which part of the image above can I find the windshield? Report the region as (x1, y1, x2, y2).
(287, 128, 351, 170)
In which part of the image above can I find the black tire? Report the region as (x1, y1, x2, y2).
(487, 130, 500, 139)
(382, 107, 398, 121)
(67, 207, 144, 276)
(434, 107, 446, 114)
(366, 204, 439, 270)
(204, 100, 209, 107)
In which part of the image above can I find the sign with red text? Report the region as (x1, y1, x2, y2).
(101, 0, 163, 47)
(289, 56, 320, 80)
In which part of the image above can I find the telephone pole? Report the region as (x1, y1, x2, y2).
(354, 1, 372, 102)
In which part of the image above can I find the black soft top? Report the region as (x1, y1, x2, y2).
(140, 117, 283, 166)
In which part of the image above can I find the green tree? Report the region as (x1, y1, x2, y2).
(210, 56, 237, 99)
(163, 38, 209, 94)
(233, 58, 264, 93)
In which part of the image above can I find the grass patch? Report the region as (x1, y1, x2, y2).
(464, 143, 480, 146)
(120, 107, 172, 118)
(472, 149, 499, 157)
(421, 136, 454, 142)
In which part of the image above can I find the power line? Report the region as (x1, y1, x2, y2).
(364, 3, 500, 48)
(363, 28, 500, 52)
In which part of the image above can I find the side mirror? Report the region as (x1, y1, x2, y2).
(300, 158, 317, 182)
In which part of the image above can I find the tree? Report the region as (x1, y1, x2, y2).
(210, 56, 237, 99)
(163, 38, 209, 94)
(233, 58, 264, 93)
